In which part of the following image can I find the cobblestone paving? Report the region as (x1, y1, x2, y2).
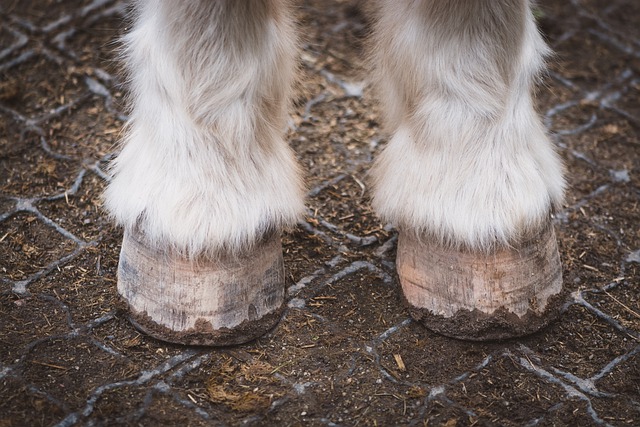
(0, 0, 639, 426)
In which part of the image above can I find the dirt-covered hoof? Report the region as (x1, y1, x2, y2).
(117, 229, 285, 346)
(397, 223, 564, 341)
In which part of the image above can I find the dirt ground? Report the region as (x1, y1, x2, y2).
(0, 0, 639, 425)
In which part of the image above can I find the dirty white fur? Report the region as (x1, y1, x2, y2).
(106, 0, 565, 256)
(104, 0, 304, 255)
(370, 0, 565, 250)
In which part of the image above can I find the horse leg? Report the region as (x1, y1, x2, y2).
(369, 0, 566, 340)
(104, 0, 303, 345)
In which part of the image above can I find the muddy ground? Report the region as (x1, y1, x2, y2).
(0, 0, 639, 426)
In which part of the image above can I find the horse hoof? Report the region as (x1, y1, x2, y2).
(397, 223, 564, 341)
(116, 229, 285, 346)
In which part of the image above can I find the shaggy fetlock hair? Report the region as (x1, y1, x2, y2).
(104, 0, 305, 256)
(368, 0, 565, 251)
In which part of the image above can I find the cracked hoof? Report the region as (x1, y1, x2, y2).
(117, 229, 285, 346)
(397, 223, 564, 341)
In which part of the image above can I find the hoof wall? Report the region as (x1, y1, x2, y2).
(117, 230, 285, 346)
(397, 224, 564, 341)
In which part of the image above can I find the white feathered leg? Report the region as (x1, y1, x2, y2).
(104, 0, 303, 345)
(369, 0, 566, 339)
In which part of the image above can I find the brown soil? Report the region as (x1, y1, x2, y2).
(1, 0, 639, 426)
